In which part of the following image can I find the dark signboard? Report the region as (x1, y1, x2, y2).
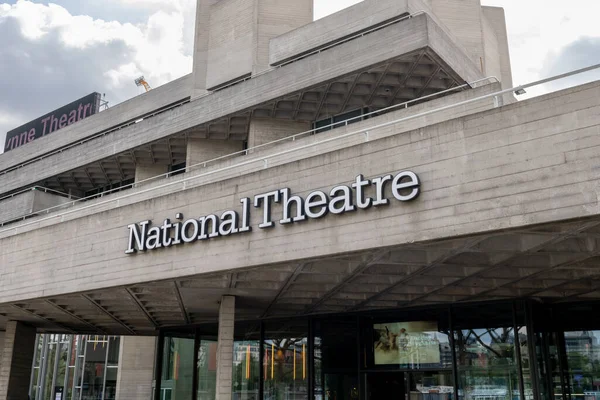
(4, 92, 101, 153)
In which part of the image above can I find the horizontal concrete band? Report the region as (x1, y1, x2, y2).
(0, 13, 481, 196)
(0, 74, 192, 174)
(0, 79, 599, 305)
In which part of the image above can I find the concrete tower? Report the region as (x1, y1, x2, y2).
(192, 0, 314, 98)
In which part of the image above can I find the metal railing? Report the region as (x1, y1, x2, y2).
(1, 62, 599, 233)
(0, 10, 425, 177)
(0, 186, 79, 203)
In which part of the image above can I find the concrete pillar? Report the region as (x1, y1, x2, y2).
(134, 163, 169, 183)
(0, 331, 4, 369)
(191, 0, 215, 99)
(429, 0, 485, 73)
(216, 296, 235, 400)
(482, 6, 513, 89)
(0, 321, 37, 400)
(186, 139, 244, 172)
(248, 118, 311, 150)
(115, 336, 157, 400)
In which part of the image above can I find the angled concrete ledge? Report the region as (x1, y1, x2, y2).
(0, 189, 72, 226)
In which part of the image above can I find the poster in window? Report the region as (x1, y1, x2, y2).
(373, 321, 441, 365)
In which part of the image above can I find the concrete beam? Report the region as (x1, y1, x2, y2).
(216, 296, 235, 400)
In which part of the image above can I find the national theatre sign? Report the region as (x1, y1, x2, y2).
(125, 170, 421, 254)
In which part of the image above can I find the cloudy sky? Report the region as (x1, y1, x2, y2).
(0, 0, 599, 150)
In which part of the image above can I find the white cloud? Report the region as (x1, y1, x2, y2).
(0, 0, 193, 150)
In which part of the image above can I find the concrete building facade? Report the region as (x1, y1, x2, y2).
(0, 1, 599, 400)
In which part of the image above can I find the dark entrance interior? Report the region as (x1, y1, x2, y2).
(366, 372, 405, 400)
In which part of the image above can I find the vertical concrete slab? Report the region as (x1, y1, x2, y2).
(186, 139, 244, 172)
(429, 0, 484, 73)
(482, 6, 513, 89)
(192, 0, 217, 99)
(203, 0, 313, 89)
(115, 336, 157, 400)
(216, 296, 235, 400)
(248, 118, 311, 150)
(135, 163, 169, 183)
(254, 0, 313, 75)
(0, 321, 37, 400)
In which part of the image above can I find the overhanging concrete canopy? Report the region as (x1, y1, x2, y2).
(1, 217, 600, 335)
(1, 13, 482, 196)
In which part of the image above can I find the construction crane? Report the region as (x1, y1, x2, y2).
(134, 76, 152, 92)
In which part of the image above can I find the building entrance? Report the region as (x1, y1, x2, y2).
(366, 372, 405, 399)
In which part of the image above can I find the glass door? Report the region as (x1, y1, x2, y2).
(366, 372, 406, 400)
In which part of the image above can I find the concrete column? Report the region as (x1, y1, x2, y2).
(248, 118, 311, 150)
(216, 296, 235, 400)
(134, 163, 169, 183)
(199, 0, 313, 90)
(0, 331, 4, 369)
(191, 0, 215, 99)
(115, 336, 157, 400)
(186, 139, 244, 172)
(482, 6, 513, 89)
(0, 321, 37, 400)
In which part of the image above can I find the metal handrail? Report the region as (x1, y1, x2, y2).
(0, 11, 425, 177)
(0, 186, 79, 203)
(1, 62, 599, 233)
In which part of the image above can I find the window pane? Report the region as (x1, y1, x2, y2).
(454, 327, 519, 400)
(197, 340, 218, 400)
(409, 371, 454, 400)
(107, 337, 120, 365)
(264, 320, 309, 400)
(44, 343, 57, 400)
(104, 367, 119, 400)
(564, 331, 600, 400)
(160, 335, 195, 400)
(81, 337, 108, 400)
(233, 322, 260, 400)
(315, 318, 359, 400)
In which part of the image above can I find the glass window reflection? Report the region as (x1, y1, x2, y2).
(264, 321, 309, 400)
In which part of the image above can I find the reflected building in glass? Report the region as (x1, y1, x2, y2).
(29, 335, 120, 400)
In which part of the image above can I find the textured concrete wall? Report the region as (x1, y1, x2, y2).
(482, 6, 513, 89)
(0, 192, 34, 225)
(0, 322, 36, 400)
(135, 163, 169, 183)
(0, 81, 516, 303)
(205, 0, 312, 89)
(115, 336, 156, 400)
(0, 190, 71, 225)
(192, 0, 216, 99)
(254, 0, 312, 73)
(429, 0, 484, 73)
(206, 0, 255, 89)
(248, 118, 311, 150)
(216, 296, 235, 400)
(186, 139, 244, 171)
(269, 0, 409, 65)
